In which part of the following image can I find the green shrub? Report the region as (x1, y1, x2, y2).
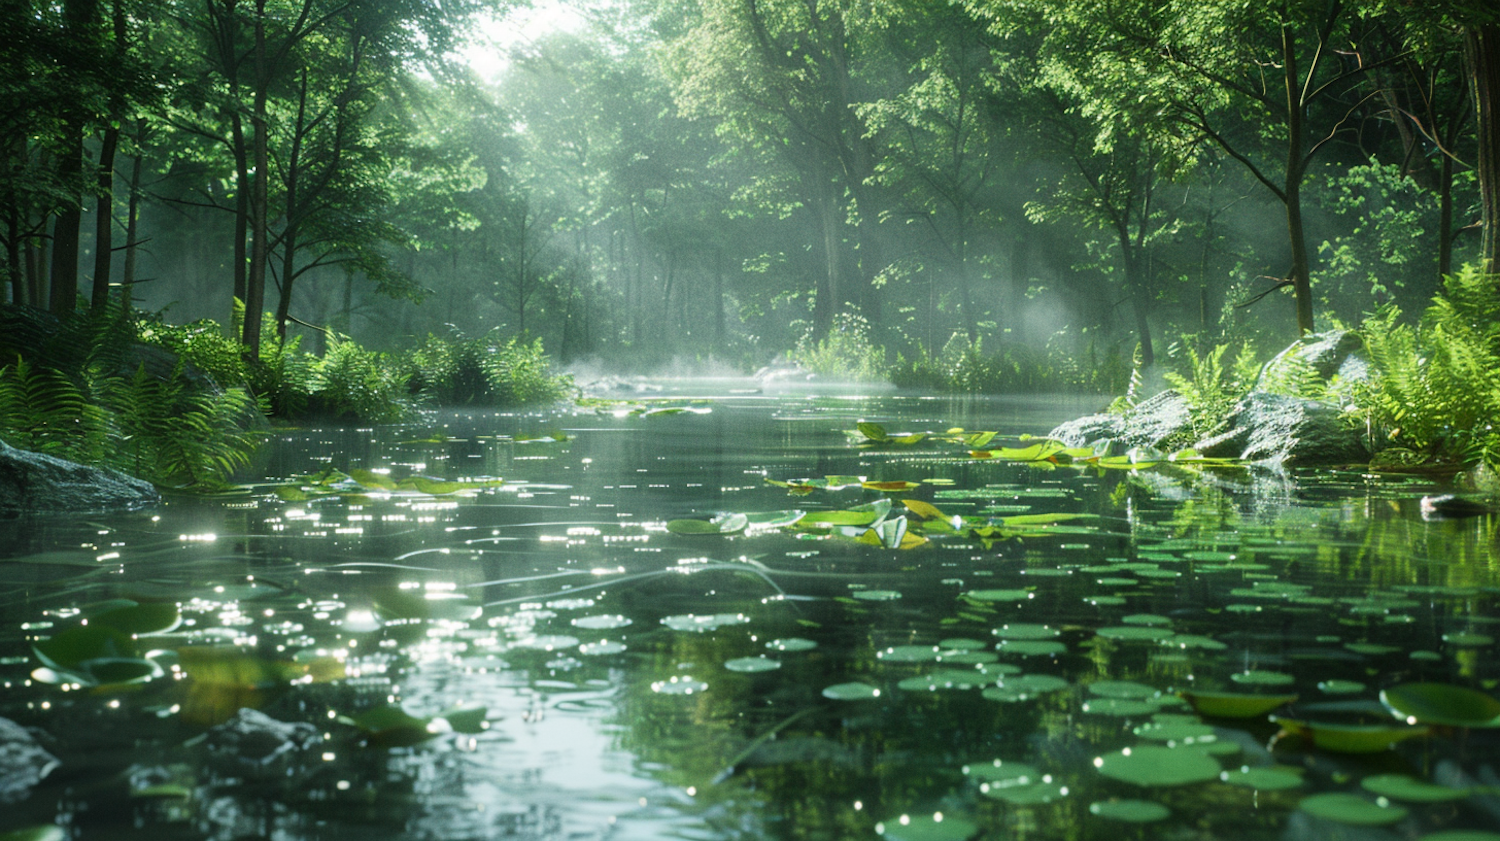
(792, 314, 888, 382)
(483, 336, 574, 406)
(1358, 266, 1500, 467)
(308, 337, 413, 423)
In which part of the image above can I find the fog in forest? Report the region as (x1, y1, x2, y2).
(5, 0, 1492, 389)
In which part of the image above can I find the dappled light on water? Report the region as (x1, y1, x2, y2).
(1, 388, 1498, 840)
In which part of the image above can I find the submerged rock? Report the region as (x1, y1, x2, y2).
(0, 716, 60, 803)
(0, 439, 160, 514)
(203, 708, 321, 766)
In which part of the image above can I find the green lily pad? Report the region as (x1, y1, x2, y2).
(823, 682, 881, 700)
(875, 814, 977, 841)
(725, 657, 781, 673)
(1360, 774, 1470, 802)
(997, 640, 1067, 657)
(666, 513, 749, 535)
(1088, 799, 1170, 822)
(1297, 793, 1408, 825)
(1318, 680, 1365, 695)
(982, 780, 1068, 805)
(1095, 745, 1221, 786)
(963, 759, 1040, 785)
(1220, 766, 1304, 790)
(766, 638, 818, 652)
(1163, 635, 1228, 651)
(1272, 718, 1429, 753)
(967, 590, 1034, 603)
(661, 613, 750, 633)
(992, 623, 1058, 640)
(1132, 722, 1216, 745)
(571, 614, 632, 630)
(1082, 698, 1161, 716)
(1230, 670, 1295, 687)
(853, 589, 904, 601)
(1097, 626, 1175, 641)
(1380, 682, 1500, 728)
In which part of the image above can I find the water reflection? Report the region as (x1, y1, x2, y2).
(0, 385, 1497, 840)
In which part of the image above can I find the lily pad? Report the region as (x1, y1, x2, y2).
(1380, 682, 1500, 728)
(875, 814, 977, 841)
(1272, 718, 1429, 753)
(724, 657, 781, 673)
(651, 677, 709, 695)
(822, 682, 881, 700)
(1297, 793, 1408, 826)
(1220, 766, 1304, 791)
(1360, 774, 1469, 802)
(1088, 799, 1170, 822)
(1095, 745, 1221, 786)
(1230, 670, 1295, 687)
(992, 623, 1058, 640)
(766, 638, 818, 652)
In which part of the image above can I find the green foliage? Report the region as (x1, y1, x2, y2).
(1162, 339, 1259, 442)
(792, 314, 888, 382)
(1357, 266, 1500, 466)
(309, 338, 414, 424)
(0, 356, 260, 489)
(399, 330, 574, 408)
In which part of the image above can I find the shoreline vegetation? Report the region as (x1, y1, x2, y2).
(0, 301, 575, 490)
(1, 263, 1497, 494)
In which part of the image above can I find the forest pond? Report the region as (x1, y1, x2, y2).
(3, 383, 1500, 841)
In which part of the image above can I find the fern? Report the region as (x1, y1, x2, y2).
(0, 359, 111, 462)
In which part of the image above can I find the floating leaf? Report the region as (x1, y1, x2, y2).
(1360, 774, 1470, 802)
(822, 682, 881, 700)
(902, 499, 948, 520)
(1088, 800, 1170, 823)
(725, 657, 781, 673)
(1095, 745, 1220, 786)
(797, 499, 893, 528)
(862, 480, 922, 493)
(857, 422, 889, 442)
(651, 677, 709, 695)
(875, 814, 977, 841)
(1181, 691, 1298, 718)
(1297, 793, 1408, 826)
(766, 638, 817, 652)
(349, 468, 397, 490)
(1271, 717, 1429, 753)
(1231, 670, 1295, 687)
(34, 625, 135, 671)
(1220, 766, 1304, 791)
(1380, 682, 1500, 728)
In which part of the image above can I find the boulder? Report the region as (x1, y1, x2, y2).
(1048, 391, 1194, 452)
(1257, 329, 1363, 385)
(1196, 391, 1369, 466)
(0, 717, 59, 803)
(0, 439, 160, 514)
(204, 708, 321, 766)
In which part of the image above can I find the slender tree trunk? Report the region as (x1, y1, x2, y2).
(90, 125, 120, 312)
(275, 70, 310, 342)
(49, 126, 84, 315)
(1438, 150, 1455, 279)
(231, 113, 249, 314)
(6, 207, 22, 306)
(1283, 25, 1315, 335)
(816, 180, 842, 339)
(243, 0, 269, 358)
(1467, 22, 1500, 275)
(713, 247, 726, 348)
(122, 135, 143, 314)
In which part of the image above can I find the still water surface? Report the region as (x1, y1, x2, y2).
(2, 382, 1499, 840)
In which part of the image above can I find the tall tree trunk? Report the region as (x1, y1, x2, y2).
(1283, 24, 1315, 335)
(1468, 22, 1500, 275)
(815, 179, 842, 339)
(122, 133, 144, 314)
(243, 0, 270, 358)
(6, 206, 22, 306)
(713, 247, 726, 348)
(231, 113, 250, 317)
(90, 124, 119, 312)
(49, 126, 84, 315)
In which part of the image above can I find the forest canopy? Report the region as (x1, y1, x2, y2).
(3, 0, 1499, 375)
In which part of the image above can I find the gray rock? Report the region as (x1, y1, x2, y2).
(1256, 329, 1363, 386)
(0, 716, 59, 803)
(204, 708, 320, 766)
(1048, 391, 1193, 452)
(1196, 392, 1368, 466)
(0, 439, 159, 514)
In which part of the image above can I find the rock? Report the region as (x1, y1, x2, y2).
(1257, 329, 1363, 385)
(203, 708, 320, 766)
(0, 716, 60, 803)
(0, 439, 160, 514)
(1048, 391, 1193, 452)
(1195, 392, 1368, 466)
